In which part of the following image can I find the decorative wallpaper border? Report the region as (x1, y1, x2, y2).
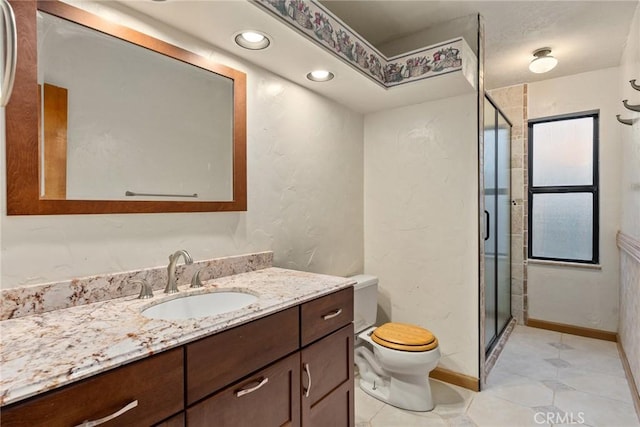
(252, 0, 467, 88)
(1, 252, 273, 320)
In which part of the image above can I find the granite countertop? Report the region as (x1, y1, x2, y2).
(0, 267, 354, 407)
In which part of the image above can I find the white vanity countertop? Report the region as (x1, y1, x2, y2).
(0, 267, 354, 406)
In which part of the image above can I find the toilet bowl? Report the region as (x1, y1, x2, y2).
(350, 275, 441, 412)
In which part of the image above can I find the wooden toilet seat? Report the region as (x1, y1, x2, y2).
(371, 322, 439, 352)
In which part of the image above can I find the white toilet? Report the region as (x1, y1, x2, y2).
(351, 275, 441, 412)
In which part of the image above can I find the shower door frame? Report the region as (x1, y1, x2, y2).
(483, 94, 513, 355)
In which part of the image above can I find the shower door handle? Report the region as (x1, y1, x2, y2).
(484, 210, 490, 241)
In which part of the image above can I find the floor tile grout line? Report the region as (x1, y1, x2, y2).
(555, 384, 637, 407)
(369, 398, 387, 422)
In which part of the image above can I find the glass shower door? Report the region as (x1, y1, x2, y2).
(484, 96, 512, 353)
(484, 98, 497, 349)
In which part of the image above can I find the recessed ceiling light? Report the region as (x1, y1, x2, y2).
(234, 31, 270, 50)
(306, 70, 334, 82)
(241, 32, 264, 43)
(529, 48, 558, 74)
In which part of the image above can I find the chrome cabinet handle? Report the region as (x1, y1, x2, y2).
(235, 377, 269, 397)
(322, 308, 343, 320)
(303, 363, 312, 398)
(0, 0, 17, 107)
(73, 400, 138, 427)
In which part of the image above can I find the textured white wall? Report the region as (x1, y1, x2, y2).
(364, 93, 480, 378)
(527, 67, 622, 331)
(0, 2, 364, 288)
(618, 2, 640, 395)
(620, 4, 640, 241)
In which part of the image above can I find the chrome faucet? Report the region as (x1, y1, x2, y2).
(165, 249, 193, 294)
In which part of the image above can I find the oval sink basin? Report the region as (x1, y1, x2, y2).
(142, 291, 257, 320)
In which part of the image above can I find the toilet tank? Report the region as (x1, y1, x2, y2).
(349, 275, 378, 334)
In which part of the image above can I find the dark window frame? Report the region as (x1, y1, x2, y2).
(527, 110, 599, 264)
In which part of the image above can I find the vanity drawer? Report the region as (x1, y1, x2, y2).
(186, 306, 299, 405)
(1, 348, 183, 427)
(301, 287, 353, 346)
(187, 353, 300, 427)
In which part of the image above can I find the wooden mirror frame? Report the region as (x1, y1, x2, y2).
(6, 0, 247, 215)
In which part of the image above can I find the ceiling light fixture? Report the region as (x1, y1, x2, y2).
(306, 70, 334, 82)
(234, 31, 270, 50)
(529, 48, 558, 74)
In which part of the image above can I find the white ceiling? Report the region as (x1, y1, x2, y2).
(117, 0, 477, 113)
(320, 0, 639, 89)
(117, 0, 639, 111)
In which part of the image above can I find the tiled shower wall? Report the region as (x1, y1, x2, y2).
(487, 85, 528, 324)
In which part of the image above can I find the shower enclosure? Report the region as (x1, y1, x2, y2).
(484, 95, 512, 353)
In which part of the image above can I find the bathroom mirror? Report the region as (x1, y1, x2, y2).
(6, 0, 247, 214)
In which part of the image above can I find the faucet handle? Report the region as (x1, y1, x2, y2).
(190, 269, 204, 289)
(132, 279, 154, 299)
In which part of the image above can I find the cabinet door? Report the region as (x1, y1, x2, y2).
(301, 324, 354, 427)
(187, 353, 301, 427)
(154, 412, 185, 427)
(1, 348, 183, 427)
(186, 307, 299, 405)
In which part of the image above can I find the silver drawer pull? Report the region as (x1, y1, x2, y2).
(303, 363, 312, 398)
(235, 377, 269, 397)
(322, 308, 343, 320)
(74, 400, 138, 427)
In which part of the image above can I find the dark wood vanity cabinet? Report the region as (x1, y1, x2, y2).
(300, 287, 354, 427)
(187, 353, 301, 427)
(1, 348, 184, 427)
(301, 287, 354, 347)
(301, 324, 354, 427)
(186, 287, 354, 427)
(185, 307, 299, 406)
(1, 287, 354, 427)
(154, 413, 186, 427)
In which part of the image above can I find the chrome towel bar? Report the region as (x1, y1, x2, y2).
(125, 191, 198, 198)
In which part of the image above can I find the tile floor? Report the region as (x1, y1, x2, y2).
(355, 325, 640, 426)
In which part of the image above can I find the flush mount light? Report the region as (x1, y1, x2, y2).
(529, 48, 558, 73)
(306, 70, 334, 82)
(234, 31, 270, 50)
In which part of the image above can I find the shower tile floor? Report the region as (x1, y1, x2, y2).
(355, 325, 640, 426)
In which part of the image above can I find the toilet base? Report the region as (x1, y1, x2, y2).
(359, 372, 435, 412)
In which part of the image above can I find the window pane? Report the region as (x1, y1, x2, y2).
(532, 118, 593, 186)
(531, 193, 593, 260)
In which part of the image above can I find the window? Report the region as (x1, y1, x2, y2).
(528, 111, 599, 264)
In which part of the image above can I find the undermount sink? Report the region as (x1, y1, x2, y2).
(142, 291, 258, 320)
